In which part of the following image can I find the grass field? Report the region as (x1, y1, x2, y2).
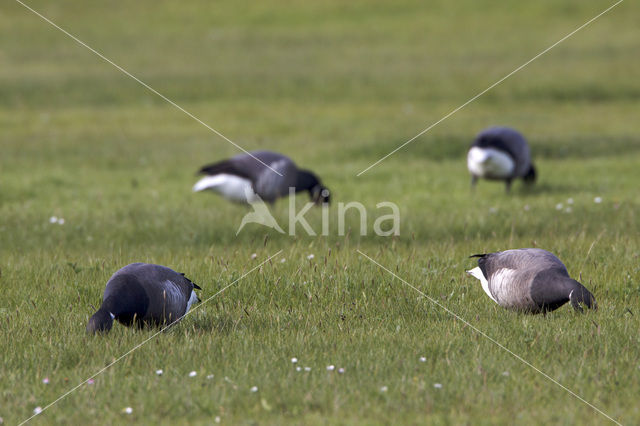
(1, 0, 640, 424)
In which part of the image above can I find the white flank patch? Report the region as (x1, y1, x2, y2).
(467, 267, 498, 304)
(162, 281, 183, 307)
(192, 174, 257, 203)
(490, 268, 520, 305)
(185, 289, 198, 314)
(467, 147, 515, 179)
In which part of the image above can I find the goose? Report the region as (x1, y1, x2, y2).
(467, 126, 536, 192)
(193, 150, 330, 205)
(86, 263, 201, 334)
(467, 248, 596, 313)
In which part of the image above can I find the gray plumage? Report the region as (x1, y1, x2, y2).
(467, 126, 536, 192)
(467, 248, 596, 314)
(194, 150, 330, 204)
(87, 263, 201, 334)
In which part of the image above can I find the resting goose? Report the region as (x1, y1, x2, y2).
(467, 248, 596, 313)
(467, 126, 536, 192)
(193, 150, 330, 205)
(87, 263, 201, 334)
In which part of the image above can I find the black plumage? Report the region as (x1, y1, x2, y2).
(87, 263, 201, 334)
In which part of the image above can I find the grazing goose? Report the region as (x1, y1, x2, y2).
(467, 248, 596, 314)
(467, 126, 536, 192)
(86, 263, 201, 334)
(193, 150, 330, 205)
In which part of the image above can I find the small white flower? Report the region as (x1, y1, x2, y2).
(434, 383, 443, 389)
(326, 365, 335, 371)
(567, 198, 574, 204)
(380, 386, 388, 392)
(419, 357, 427, 362)
(250, 253, 257, 259)
(291, 357, 298, 364)
(42, 377, 49, 384)
(502, 371, 510, 376)
(57, 218, 65, 225)
(49, 216, 58, 224)
(250, 386, 258, 393)
(594, 197, 602, 204)
(123, 407, 133, 414)
(207, 374, 214, 380)
(555, 203, 563, 210)
(188, 371, 197, 377)
(214, 416, 221, 424)
(338, 368, 345, 374)
(280, 258, 286, 263)
(296, 366, 302, 372)
(304, 367, 311, 372)
(523, 204, 530, 211)
(488, 207, 497, 214)
(565, 207, 572, 213)
(155, 369, 163, 376)
(33, 406, 43, 415)
(307, 254, 315, 260)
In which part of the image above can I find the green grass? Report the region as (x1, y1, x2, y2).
(1, 0, 640, 424)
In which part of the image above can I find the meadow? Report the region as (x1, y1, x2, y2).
(1, 0, 639, 424)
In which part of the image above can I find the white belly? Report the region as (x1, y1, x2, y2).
(467, 147, 515, 179)
(192, 174, 258, 203)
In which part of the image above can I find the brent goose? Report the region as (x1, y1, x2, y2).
(467, 127, 536, 192)
(193, 150, 330, 204)
(87, 263, 201, 334)
(467, 248, 596, 313)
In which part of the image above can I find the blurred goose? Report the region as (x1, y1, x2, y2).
(193, 150, 330, 205)
(467, 126, 536, 192)
(87, 263, 201, 334)
(467, 248, 596, 313)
